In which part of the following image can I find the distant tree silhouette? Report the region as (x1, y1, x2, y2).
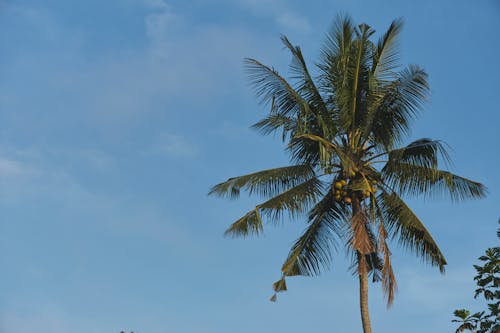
(452, 221, 500, 333)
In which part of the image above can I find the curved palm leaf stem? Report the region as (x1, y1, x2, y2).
(293, 134, 343, 152)
(350, 28, 369, 140)
(364, 141, 447, 163)
(378, 182, 398, 195)
(365, 152, 390, 163)
(367, 160, 388, 165)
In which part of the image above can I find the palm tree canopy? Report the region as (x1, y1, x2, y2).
(209, 15, 486, 306)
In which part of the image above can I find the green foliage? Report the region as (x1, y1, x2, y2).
(378, 191, 446, 271)
(453, 222, 500, 333)
(210, 14, 485, 323)
(209, 165, 317, 199)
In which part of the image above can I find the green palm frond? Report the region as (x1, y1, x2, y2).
(348, 23, 374, 133)
(223, 177, 324, 237)
(224, 208, 263, 238)
(292, 133, 353, 171)
(251, 112, 296, 141)
(208, 165, 316, 199)
(318, 15, 355, 128)
(321, 14, 355, 67)
(280, 36, 336, 137)
(320, 20, 375, 133)
(370, 65, 429, 149)
(383, 138, 451, 168)
(382, 162, 486, 201)
(287, 134, 322, 165)
(319, 14, 355, 98)
(378, 192, 446, 271)
(258, 177, 324, 222)
(281, 190, 349, 277)
(372, 18, 403, 79)
(244, 58, 310, 120)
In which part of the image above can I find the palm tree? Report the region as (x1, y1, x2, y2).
(209, 15, 485, 333)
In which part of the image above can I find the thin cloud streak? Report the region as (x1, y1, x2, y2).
(149, 133, 198, 158)
(227, 0, 312, 33)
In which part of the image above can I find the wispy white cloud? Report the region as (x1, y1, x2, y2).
(229, 0, 311, 33)
(0, 1, 270, 136)
(0, 149, 43, 192)
(0, 157, 30, 177)
(143, 0, 169, 10)
(144, 0, 177, 43)
(69, 149, 116, 171)
(276, 12, 311, 33)
(150, 133, 197, 158)
(0, 308, 73, 333)
(0, 144, 196, 257)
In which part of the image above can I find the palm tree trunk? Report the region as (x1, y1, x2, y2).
(358, 253, 373, 333)
(352, 198, 373, 333)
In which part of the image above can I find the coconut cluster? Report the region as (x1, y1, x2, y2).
(333, 171, 378, 205)
(333, 178, 350, 203)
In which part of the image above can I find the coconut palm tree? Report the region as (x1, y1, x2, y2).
(209, 15, 485, 333)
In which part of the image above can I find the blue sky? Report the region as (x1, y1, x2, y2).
(0, 0, 499, 332)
